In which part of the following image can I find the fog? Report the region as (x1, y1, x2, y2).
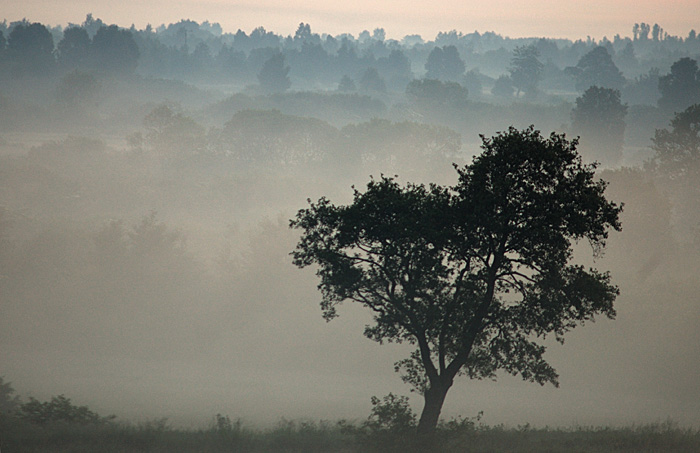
(1, 17, 700, 430)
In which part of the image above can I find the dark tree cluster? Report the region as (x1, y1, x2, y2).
(2, 16, 700, 98)
(567, 46, 625, 91)
(571, 86, 628, 166)
(0, 20, 139, 78)
(657, 57, 700, 113)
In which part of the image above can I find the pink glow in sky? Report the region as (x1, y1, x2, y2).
(2, 0, 699, 40)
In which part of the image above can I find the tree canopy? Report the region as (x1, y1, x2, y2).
(651, 103, 700, 180)
(257, 52, 291, 93)
(91, 25, 140, 74)
(569, 46, 625, 92)
(406, 78, 468, 106)
(650, 104, 700, 241)
(658, 58, 700, 113)
(291, 126, 622, 435)
(7, 22, 55, 76)
(571, 86, 628, 166)
(57, 26, 91, 70)
(509, 45, 543, 97)
(424, 45, 466, 82)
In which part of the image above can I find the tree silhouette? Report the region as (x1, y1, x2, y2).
(650, 104, 700, 240)
(257, 52, 291, 93)
(623, 68, 660, 105)
(359, 67, 387, 93)
(294, 22, 312, 42)
(7, 22, 55, 76)
(376, 49, 413, 88)
(658, 58, 700, 113)
(20, 395, 115, 425)
(337, 75, 356, 92)
(406, 78, 468, 105)
(0, 30, 7, 58)
(509, 45, 543, 97)
(218, 109, 337, 164)
(0, 376, 20, 415)
(569, 46, 625, 92)
(57, 26, 91, 70)
(491, 75, 514, 98)
(90, 25, 139, 74)
(142, 104, 207, 157)
(55, 70, 100, 116)
(291, 126, 621, 436)
(571, 86, 628, 166)
(651, 104, 700, 180)
(425, 45, 465, 82)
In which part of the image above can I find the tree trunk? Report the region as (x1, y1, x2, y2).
(416, 381, 451, 435)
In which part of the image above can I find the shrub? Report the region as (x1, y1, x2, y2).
(363, 393, 416, 432)
(19, 394, 115, 425)
(0, 376, 20, 415)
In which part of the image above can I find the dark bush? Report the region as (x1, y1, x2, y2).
(19, 394, 115, 425)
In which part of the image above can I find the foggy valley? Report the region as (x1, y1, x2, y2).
(1, 14, 700, 451)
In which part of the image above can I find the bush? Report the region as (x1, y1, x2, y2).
(349, 394, 420, 452)
(0, 376, 20, 415)
(364, 393, 416, 432)
(19, 394, 115, 425)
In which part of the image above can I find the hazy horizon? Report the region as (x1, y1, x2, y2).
(2, 0, 698, 41)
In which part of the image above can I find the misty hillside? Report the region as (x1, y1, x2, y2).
(1, 14, 700, 433)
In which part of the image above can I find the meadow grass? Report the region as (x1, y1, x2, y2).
(3, 413, 700, 453)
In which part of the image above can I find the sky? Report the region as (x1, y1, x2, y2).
(2, 0, 699, 40)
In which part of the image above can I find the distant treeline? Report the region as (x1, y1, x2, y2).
(1, 14, 699, 99)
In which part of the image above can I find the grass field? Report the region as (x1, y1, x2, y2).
(2, 414, 699, 452)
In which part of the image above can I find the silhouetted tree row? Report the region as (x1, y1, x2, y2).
(2, 16, 700, 97)
(130, 103, 462, 176)
(0, 19, 139, 78)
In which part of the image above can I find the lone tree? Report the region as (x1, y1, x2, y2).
(291, 126, 622, 435)
(571, 86, 628, 166)
(509, 45, 543, 97)
(650, 104, 700, 239)
(651, 103, 700, 179)
(425, 45, 466, 82)
(568, 46, 625, 92)
(257, 52, 291, 94)
(658, 57, 700, 113)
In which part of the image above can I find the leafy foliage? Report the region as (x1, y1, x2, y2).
(7, 22, 55, 76)
(425, 45, 466, 82)
(571, 86, 628, 166)
(291, 126, 621, 433)
(90, 25, 140, 74)
(57, 26, 91, 70)
(19, 394, 115, 425)
(406, 78, 468, 105)
(339, 118, 462, 173)
(649, 104, 700, 240)
(0, 376, 20, 415)
(491, 75, 514, 98)
(364, 394, 416, 432)
(651, 104, 700, 180)
(257, 53, 291, 93)
(509, 45, 543, 97)
(359, 67, 387, 93)
(142, 104, 207, 156)
(217, 109, 338, 165)
(658, 58, 700, 113)
(337, 74, 356, 92)
(569, 46, 625, 91)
